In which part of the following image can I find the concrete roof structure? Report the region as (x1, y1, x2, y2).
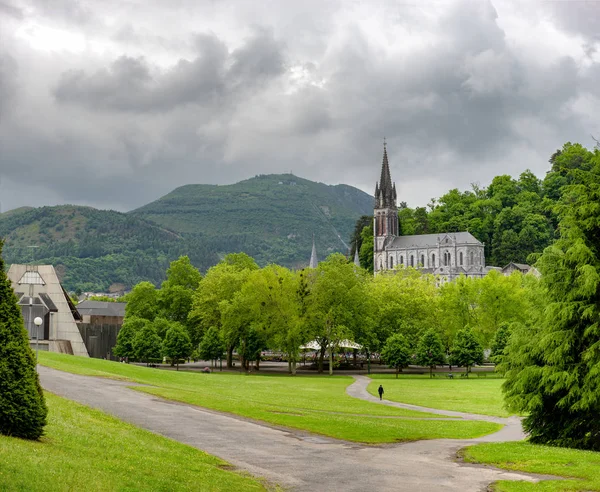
(8, 264, 88, 356)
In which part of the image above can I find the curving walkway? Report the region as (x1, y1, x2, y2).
(347, 375, 526, 443)
(40, 366, 555, 492)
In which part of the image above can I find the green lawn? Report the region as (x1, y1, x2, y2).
(462, 442, 600, 491)
(0, 393, 267, 492)
(38, 352, 502, 443)
(367, 374, 512, 417)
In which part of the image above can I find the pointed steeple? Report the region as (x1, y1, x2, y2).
(375, 138, 397, 208)
(354, 248, 360, 267)
(309, 235, 318, 268)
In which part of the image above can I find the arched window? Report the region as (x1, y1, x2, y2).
(389, 256, 394, 269)
(400, 256, 404, 265)
(470, 251, 474, 266)
(460, 252, 463, 266)
(421, 254, 425, 267)
(432, 253, 435, 267)
(444, 252, 451, 266)
(410, 255, 414, 267)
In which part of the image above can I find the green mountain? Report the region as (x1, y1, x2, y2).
(1, 174, 373, 291)
(131, 174, 373, 266)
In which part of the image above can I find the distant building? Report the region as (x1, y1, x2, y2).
(501, 262, 539, 277)
(77, 300, 126, 325)
(373, 143, 487, 281)
(8, 264, 88, 356)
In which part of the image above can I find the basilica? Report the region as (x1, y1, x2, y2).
(374, 143, 487, 281)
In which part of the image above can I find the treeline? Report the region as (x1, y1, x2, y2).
(116, 250, 535, 376)
(351, 142, 598, 271)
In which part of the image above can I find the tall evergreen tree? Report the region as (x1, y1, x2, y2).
(501, 148, 600, 450)
(0, 240, 48, 439)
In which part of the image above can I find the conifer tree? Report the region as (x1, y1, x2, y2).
(0, 240, 48, 439)
(501, 150, 600, 450)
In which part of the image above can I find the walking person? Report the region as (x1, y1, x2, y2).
(378, 384, 384, 400)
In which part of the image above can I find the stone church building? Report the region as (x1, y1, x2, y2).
(374, 143, 487, 281)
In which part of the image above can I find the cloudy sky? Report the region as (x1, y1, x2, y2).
(0, 0, 598, 213)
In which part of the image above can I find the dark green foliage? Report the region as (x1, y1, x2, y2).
(0, 240, 47, 439)
(198, 327, 224, 364)
(501, 148, 600, 450)
(490, 323, 512, 363)
(450, 328, 484, 376)
(132, 325, 162, 364)
(416, 329, 446, 378)
(236, 326, 263, 371)
(113, 317, 148, 359)
(358, 224, 374, 273)
(162, 325, 192, 370)
(381, 333, 411, 378)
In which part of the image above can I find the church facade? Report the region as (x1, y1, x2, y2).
(374, 144, 487, 281)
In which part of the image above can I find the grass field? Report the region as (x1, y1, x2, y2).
(38, 352, 502, 443)
(462, 442, 600, 491)
(367, 374, 512, 417)
(0, 393, 267, 492)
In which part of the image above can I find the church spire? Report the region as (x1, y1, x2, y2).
(309, 235, 318, 268)
(375, 138, 397, 208)
(354, 248, 360, 267)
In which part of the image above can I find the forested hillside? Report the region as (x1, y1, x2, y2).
(0, 205, 219, 292)
(1, 174, 372, 291)
(352, 142, 598, 271)
(130, 173, 373, 266)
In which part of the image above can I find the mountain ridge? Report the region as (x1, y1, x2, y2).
(1, 174, 373, 291)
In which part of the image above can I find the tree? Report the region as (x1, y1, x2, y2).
(416, 329, 446, 378)
(189, 254, 257, 367)
(132, 324, 162, 365)
(0, 240, 48, 439)
(370, 269, 439, 350)
(381, 333, 411, 378)
(124, 281, 158, 321)
(158, 256, 202, 340)
(450, 328, 484, 376)
(501, 147, 600, 450)
(490, 322, 512, 363)
(162, 325, 192, 370)
(305, 254, 371, 375)
(358, 225, 374, 273)
(113, 317, 148, 359)
(198, 326, 224, 367)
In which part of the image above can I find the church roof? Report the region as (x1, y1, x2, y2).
(389, 231, 482, 249)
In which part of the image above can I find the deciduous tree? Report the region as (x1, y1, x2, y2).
(416, 329, 446, 378)
(381, 333, 411, 378)
(450, 327, 484, 376)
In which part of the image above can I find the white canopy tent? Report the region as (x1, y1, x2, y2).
(300, 339, 362, 350)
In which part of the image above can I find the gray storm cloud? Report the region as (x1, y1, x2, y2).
(0, 0, 598, 213)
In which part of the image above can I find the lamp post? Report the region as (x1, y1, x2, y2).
(34, 316, 43, 363)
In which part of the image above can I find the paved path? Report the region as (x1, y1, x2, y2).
(40, 367, 554, 492)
